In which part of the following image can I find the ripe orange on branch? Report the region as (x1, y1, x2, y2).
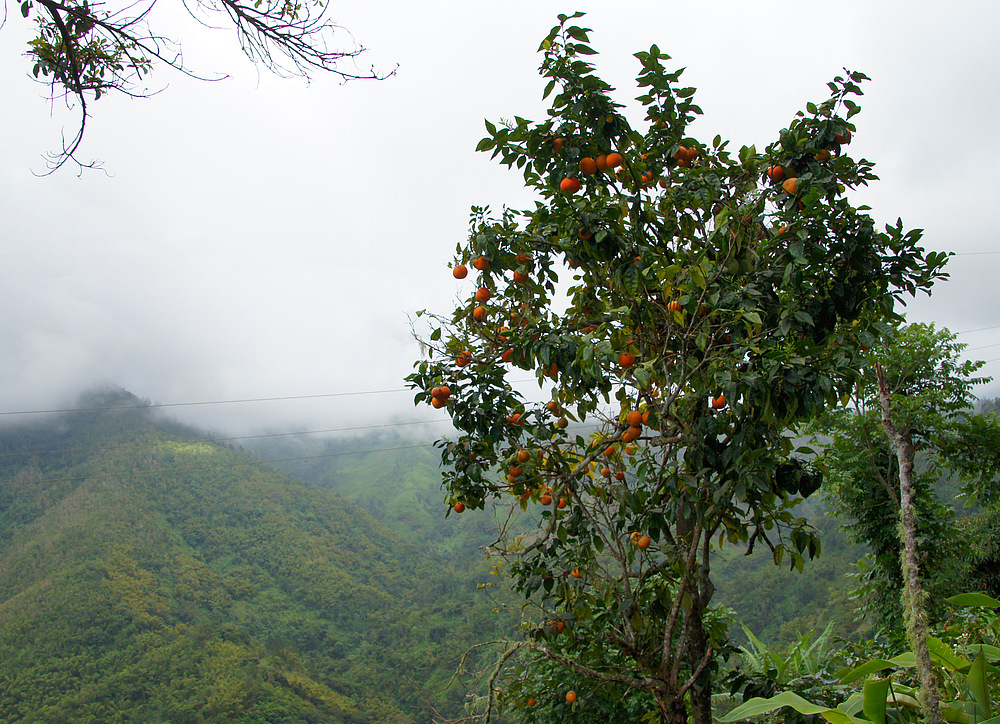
(766, 165, 787, 183)
(560, 177, 582, 193)
(452, 264, 468, 279)
(619, 352, 636, 368)
(579, 157, 598, 174)
(473, 256, 490, 271)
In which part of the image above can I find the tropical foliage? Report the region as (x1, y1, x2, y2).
(407, 13, 946, 723)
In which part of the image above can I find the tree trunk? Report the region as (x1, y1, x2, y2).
(875, 362, 944, 724)
(655, 692, 689, 724)
(688, 540, 715, 724)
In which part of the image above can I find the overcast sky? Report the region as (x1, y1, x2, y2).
(1, 0, 998, 436)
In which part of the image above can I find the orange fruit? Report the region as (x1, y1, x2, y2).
(626, 410, 643, 427)
(517, 450, 531, 464)
(712, 394, 726, 409)
(475, 287, 491, 303)
(540, 493, 552, 505)
(431, 397, 447, 409)
(767, 165, 787, 183)
(453, 264, 468, 279)
(601, 467, 612, 478)
(545, 363, 558, 378)
(604, 445, 615, 458)
(637, 535, 651, 550)
(501, 349, 513, 363)
(815, 149, 831, 162)
(455, 350, 472, 367)
(553, 137, 564, 153)
(625, 443, 637, 455)
(667, 300, 682, 312)
(566, 690, 578, 703)
(473, 256, 490, 271)
(508, 465, 523, 477)
(578, 229, 593, 240)
(614, 470, 625, 481)
(571, 568, 581, 578)
(513, 270, 529, 284)
(473, 306, 487, 322)
(834, 128, 852, 145)
(619, 352, 636, 368)
(595, 154, 609, 171)
(606, 152, 623, 168)
(782, 177, 798, 195)
(453, 502, 466, 513)
(623, 427, 641, 444)
(555, 417, 568, 429)
(579, 157, 598, 174)
(560, 177, 582, 193)
(673, 146, 693, 167)
(528, 698, 537, 706)
(550, 620, 566, 633)
(557, 497, 567, 509)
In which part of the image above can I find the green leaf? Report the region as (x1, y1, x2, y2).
(966, 651, 992, 719)
(862, 678, 890, 724)
(839, 659, 903, 684)
(484, 119, 497, 136)
(718, 692, 862, 724)
(928, 636, 969, 671)
(947, 593, 1000, 608)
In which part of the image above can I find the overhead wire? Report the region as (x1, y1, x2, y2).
(0, 443, 438, 489)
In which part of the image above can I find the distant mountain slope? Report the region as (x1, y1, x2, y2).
(247, 432, 504, 556)
(0, 390, 500, 723)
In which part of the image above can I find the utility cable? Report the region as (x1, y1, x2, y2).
(0, 418, 450, 460)
(0, 443, 438, 489)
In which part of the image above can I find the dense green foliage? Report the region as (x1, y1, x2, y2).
(0, 389, 500, 723)
(805, 325, 1000, 631)
(406, 13, 945, 723)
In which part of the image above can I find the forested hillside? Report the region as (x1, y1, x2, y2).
(0, 390, 502, 723)
(250, 432, 868, 647)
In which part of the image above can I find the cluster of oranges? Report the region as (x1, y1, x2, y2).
(766, 126, 851, 201)
(559, 152, 624, 194)
(630, 531, 652, 550)
(429, 386, 451, 409)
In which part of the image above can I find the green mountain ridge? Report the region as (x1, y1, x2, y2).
(0, 390, 500, 723)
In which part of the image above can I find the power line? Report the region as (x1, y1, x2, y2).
(0, 378, 544, 418)
(0, 418, 450, 460)
(957, 324, 1000, 335)
(0, 388, 413, 417)
(0, 443, 439, 489)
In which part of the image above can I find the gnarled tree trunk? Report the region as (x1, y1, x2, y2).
(875, 362, 944, 724)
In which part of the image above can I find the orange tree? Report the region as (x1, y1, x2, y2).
(406, 13, 948, 724)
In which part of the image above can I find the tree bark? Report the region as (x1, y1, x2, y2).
(875, 362, 944, 724)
